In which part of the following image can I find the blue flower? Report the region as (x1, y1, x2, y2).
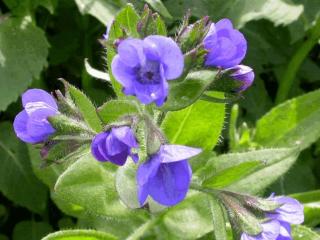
(13, 89, 58, 144)
(137, 145, 202, 206)
(111, 35, 184, 106)
(267, 196, 304, 240)
(91, 126, 139, 166)
(204, 18, 247, 68)
(241, 195, 304, 240)
(227, 65, 255, 92)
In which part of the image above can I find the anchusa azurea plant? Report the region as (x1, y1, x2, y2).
(13, 4, 304, 240)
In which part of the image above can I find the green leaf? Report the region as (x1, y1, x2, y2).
(162, 192, 213, 239)
(202, 161, 261, 188)
(107, 4, 140, 96)
(209, 197, 228, 240)
(53, 153, 136, 218)
(195, 148, 299, 194)
(98, 99, 139, 124)
(66, 82, 103, 132)
(164, 0, 303, 28)
(290, 190, 320, 227)
(13, 221, 53, 240)
(144, 0, 172, 19)
(28, 145, 80, 189)
(254, 89, 320, 151)
(3, 0, 57, 15)
(160, 70, 219, 111)
(291, 225, 320, 240)
(42, 229, 117, 240)
(0, 122, 47, 213)
(162, 92, 225, 150)
(0, 16, 49, 111)
(115, 161, 140, 209)
(74, 0, 120, 26)
(224, 148, 299, 194)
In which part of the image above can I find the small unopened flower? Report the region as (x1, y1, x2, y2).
(13, 89, 58, 144)
(111, 35, 184, 106)
(137, 145, 202, 206)
(91, 126, 139, 166)
(204, 18, 247, 68)
(227, 65, 254, 92)
(267, 196, 304, 240)
(241, 220, 280, 240)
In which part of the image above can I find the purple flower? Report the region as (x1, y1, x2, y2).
(267, 196, 304, 240)
(228, 65, 254, 92)
(91, 126, 139, 166)
(137, 145, 202, 206)
(111, 35, 184, 106)
(241, 220, 280, 240)
(204, 18, 247, 68)
(241, 196, 304, 240)
(13, 89, 58, 144)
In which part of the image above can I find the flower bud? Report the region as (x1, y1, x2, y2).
(228, 65, 254, 92)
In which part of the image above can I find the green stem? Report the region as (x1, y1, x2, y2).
(275, 18, 320, 104)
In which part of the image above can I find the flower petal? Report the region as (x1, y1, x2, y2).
(105, 132, 127, 156)
(161, 145, 202, 163)
(240, 220, 280, 240)
(117, 38, 144, 67)
(278, 221, 291, 240)
(22, 89, 57, 109)
(269, 196, 304, 224)
(26, 117, 55, 140)
(136, 154, 162, 206)
(112, 126, 138, 148)
(13, 110, 38, 143)
(144, 35, 184, 80)
(107, 151, 129, 166)
(111, 55, 137, 89)
(147, 160, 192, 206)
(91, 132, 109, 161)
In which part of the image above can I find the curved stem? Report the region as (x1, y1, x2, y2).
(275, 18, 320, 104)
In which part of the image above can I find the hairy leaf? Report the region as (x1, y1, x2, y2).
(98, 99, 139, 124)
(161, 70, 219, 111)
(0, 16, 49, 111)
(254, 89, 320, 151)
(74, 0, 120, 25)
(42, 229, 116, 240)
(0, 122, 47, 213)
(195, 148, 299, 194)
(162, 92, 225, 150)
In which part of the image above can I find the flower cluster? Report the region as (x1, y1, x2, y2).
(241, 195, 304, 240)
(12, 10, 304, 240)
(110, 18, 254, 107)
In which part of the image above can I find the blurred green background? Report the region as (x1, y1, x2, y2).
(0, 0, 319, 239)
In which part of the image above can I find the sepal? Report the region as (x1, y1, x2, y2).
(137, 4, 167, 37)
(178, 16, 211, 53)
